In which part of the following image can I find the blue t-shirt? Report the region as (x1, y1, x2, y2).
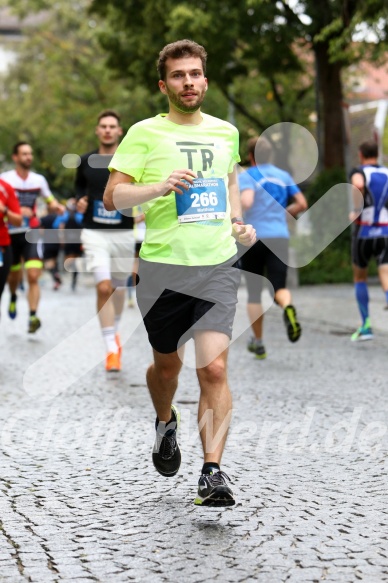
(238, 164, 300, 239)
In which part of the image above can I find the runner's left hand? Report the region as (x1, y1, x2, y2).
(232, 223, 256, 246)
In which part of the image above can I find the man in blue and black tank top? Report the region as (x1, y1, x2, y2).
(350, 139, 388, 341)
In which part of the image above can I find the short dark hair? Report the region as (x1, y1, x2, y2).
(97, 109, 121, 124)
(12, 141, 30, 155)
(359, 139, 378, 159)
(157, 39, 207, 80)
(248, 136, 273, 164)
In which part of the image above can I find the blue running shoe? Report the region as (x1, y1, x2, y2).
(8, 297, 17, 320)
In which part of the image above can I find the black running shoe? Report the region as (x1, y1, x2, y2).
(194, 469, 235, 507)
(247, 338, 267, 360)
(152, 405, 181, 477)
(53, 273, 62, 291)
(253, 344, 266, 359)
(28, 315, 41, 334)
(247, 338, 267, 359)
(283, 304, 301, 343)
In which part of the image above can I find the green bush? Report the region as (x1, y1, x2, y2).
(299, 167, 353, 285)
(299, 244, 353, 284)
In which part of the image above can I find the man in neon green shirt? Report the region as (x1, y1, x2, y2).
(104, 39, 255, 506)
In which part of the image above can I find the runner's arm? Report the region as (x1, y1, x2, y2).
(228, 168, 256, 246)
(228, 167, 244, 219)
(349, 172, 365, 222)
(4, 208, 22, 227)
(47, 198, 65, 215)
(74, 158, 88, 213)
(240, 188, 255, 211)
(103, 169, 196, 211)
(0, 183, 22, 226)
(286, 191, 308, 217)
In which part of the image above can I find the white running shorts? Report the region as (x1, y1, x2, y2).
(81, 228, 135, 285)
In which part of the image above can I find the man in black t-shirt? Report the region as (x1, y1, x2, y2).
(75, 110, 134, 372)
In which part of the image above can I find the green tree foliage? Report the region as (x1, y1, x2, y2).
(0, 0, 161, 194)
(91, 0, 314, 139)
(90, 0, 387, 169)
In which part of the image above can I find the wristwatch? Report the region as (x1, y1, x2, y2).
(231, 216, 244, 225)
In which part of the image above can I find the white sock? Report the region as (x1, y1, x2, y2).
(114, 316, 121, 334)
(102, 327, 118, 354)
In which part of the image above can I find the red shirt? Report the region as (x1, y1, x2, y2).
(0, 178, 21, 246)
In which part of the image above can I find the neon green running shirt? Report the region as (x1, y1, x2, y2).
(109, 113, 240, 266)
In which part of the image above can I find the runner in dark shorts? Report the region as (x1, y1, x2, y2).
(104, 40, 256, 507)
(349, 139, 388, 341)
(239, 136, 308, 359)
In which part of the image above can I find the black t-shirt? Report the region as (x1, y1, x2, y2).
(75, 149, 133, 230)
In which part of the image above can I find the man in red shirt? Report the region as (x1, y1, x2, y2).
(0, 178, 22, 321)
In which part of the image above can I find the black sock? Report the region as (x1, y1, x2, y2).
(202, 462, 220, 475)
(155, 414, 175, 432)
(30, 310, 36, 317)
(11, 293, 17, 302)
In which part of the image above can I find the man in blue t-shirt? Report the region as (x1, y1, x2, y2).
(238, 136, 308, 359)
(349, 139, 388, 341)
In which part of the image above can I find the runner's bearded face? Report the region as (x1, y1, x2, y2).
(14, 145, 33, 170)
(162, 57, 207, 113)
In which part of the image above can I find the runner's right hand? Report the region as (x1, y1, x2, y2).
(76, 196, 88, 213)
(162, 169, 197, 196)
(21, 206, 34, 218)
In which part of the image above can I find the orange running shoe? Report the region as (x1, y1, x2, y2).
(105, 352, 121, 372)
(115, 333, 122, 357)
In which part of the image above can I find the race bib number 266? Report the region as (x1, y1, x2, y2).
(175, 177, 227, 223)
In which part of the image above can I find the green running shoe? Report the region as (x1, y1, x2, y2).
(28, 316, 41, 334)
(351, 324, 373, 342)
(283, 304, 302, 343)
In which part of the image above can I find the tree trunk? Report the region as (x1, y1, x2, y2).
(314, 41, 345, 169)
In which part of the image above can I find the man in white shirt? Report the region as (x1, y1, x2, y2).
(1, 142, 64, 333)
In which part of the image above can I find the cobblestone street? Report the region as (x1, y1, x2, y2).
(0, 275, 387, 582)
